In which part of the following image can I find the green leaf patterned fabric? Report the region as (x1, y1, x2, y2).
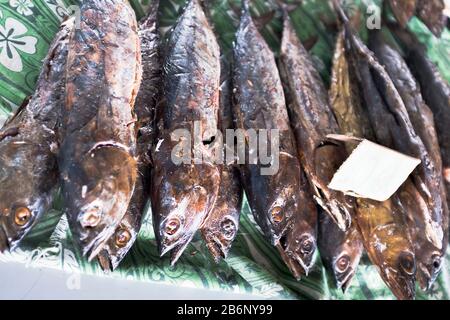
(0, 0, 449, 300)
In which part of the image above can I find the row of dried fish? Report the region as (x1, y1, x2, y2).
(233, 1, 449, 299)
(0, 0, 150, 271)
(0, 0, 448, 300)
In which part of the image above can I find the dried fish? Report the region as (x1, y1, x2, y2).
(201, 58, 243, 262)
(97, 0, 161, 271)
(329, 27, 416, 299)
(369, 30, 448, 290)
(278, 11, 353, 231)
(277, 170, 318, 278)
(0, 18, 73, 252)
(151, 0, 221, 265)
(392, 26, 450, 214)
(232, 0, 302, 245)
(58, 0, 142, 260)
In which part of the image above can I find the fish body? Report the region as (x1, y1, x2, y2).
(340, 20, 420, 298)
(278, 13, 353, 231)
(151, 0, 221, 265)
(201, 58, 243, 262)
(403, 35, 450, 215)
(0, 18, 73, 252)
(369, 31, 448, 290)
(98, 0, 161, 271)
(59, 0, 142, 260)
(201, 163, 242, 262)
(232, 1, 303, 245)
(277, 170, 318, 278)
(330, 28, 416, 299)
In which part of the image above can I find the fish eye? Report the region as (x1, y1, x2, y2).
(14, 207, 32, 226)
(398, 251, 415, 276)
(432, 255, 441, 271)
(270, 206, 283, 223)
(115, 229, 131, 248)
(80, 207, 102, 228)
(165, 218, 181, 236)
(335, 255, 350, 273)
(300, 237, 315, 255)
(221, 218, 236, 240)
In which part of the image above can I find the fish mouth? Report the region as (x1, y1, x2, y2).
(79, 225, 118, 262)
(158, 230, 194, 266)
(383, 270, 416, 300)
(0, 225, 9, 253)
(205, 234, 229, 263)
(276, 243, 304, 280)
(169, 235, 195, 266)
(294, 253, 315, 276)
(417, 263, 438, 291)
(335, 268, 356, 293)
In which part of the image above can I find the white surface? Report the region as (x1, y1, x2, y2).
(0, 261, 261, 300)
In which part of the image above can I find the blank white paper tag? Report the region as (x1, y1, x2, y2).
(328, 139, 421, 202)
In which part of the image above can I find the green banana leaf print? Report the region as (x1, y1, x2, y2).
(0, 0, 449, 300)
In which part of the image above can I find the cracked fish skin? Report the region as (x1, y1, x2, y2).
(58, 0, 142, 261)
(0, 18, 73, 253)
(232, 0, 303, 245)
(369, 31, 448, 290)
(151, 0, 221, 265)
(330, 28, 415, 299)
(98, 0, 161, 272)
(416, 0, 446, 37)
(200, 58, 243, 263)
(318, 209, 362, 292)
(278, 13, 353, 232)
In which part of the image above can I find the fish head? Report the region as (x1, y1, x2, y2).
(65, 146, 137, 260)
(0, 139, 56, 252)
(203, 214, 240, 262)
(331, 228, 363, 292)
(380, 249, 416, 300)
(416, 249, 443, 291)
(331, 250, 361, 292)
(97, 223, 138, 272)
(283, 227, 317, 274)
(153, 163, 220, 261)
(263, 180, 300, 245)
